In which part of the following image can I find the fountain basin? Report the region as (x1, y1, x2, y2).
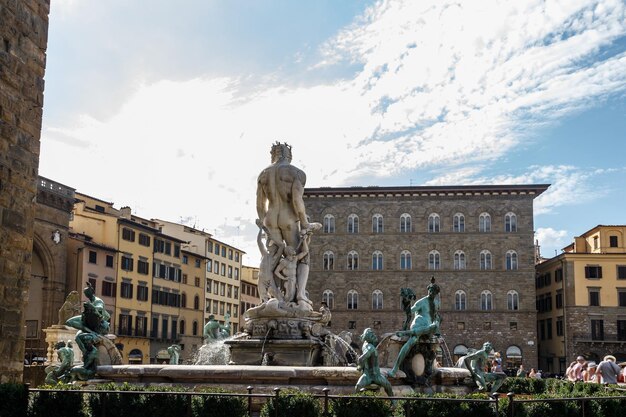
(225, 338, 322, 366)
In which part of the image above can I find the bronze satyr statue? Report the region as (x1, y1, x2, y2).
(355, 328, 394, 397)
(460, 341, 506, 394)
(64, 283, 111, 380)
(44, 341, 74, 384)
(388, 278, 441, 378)
(203, 314, 231, 342)
(400, 288, 416, 331)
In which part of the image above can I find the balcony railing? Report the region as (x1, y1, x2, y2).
(572, 332, 626, 343)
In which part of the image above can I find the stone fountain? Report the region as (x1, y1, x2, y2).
(95, 142, 483, 396)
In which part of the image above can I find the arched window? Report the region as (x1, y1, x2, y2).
(192, 320, 198, 336)
(372, 214, 384, 233)
(479, 212, 491, 232)
(347, 250, 359, 270)
(505, 345, 523, 369)
(372, 290, 383, 310)
(323, 251, 334, 270)
(455, 290, 466, 310)
(453, 213, 465, 232)
(505, 212, 517, 232)
(428, 250, 440, 270)
(194, 295, 200, 310)
(323, 214, 335, 233)
(507, 290, 519, 310)
(454, 250, 466, 270)
(179, 320, 186, 335)
(481, 290, 493, 310)
(480, 250, 492, 270)
(372, 250, 383, 270)
(322, 289, 334, 309)
(428, 213, 440, 233)
(347, 290, 358, 310)
(181, 293, 187, 308)
(400, 213, 411, 233)
(347, 214, 359, 234)
(506, 250, 518, 270)
(400, 250, 412, 270)
(453, 344, 468, 364)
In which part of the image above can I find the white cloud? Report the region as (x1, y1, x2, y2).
(40, 0, 626, 264)
(536, 227, 570, 257)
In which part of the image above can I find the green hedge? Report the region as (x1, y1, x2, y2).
(0, 383, 29, 417)
(29, 384, 86, 417)
(400, 393, 497, 417)
(331, 391, 394, 417)
(259, 389, 321, 417)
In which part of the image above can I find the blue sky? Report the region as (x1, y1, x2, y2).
(40, 0, 626, 265)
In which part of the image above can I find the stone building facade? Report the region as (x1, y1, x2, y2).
(25, 177, 74, 362)
(536, 225, 626, 374)
(304, 184, 548, 372)
(0, 0, 50, 382)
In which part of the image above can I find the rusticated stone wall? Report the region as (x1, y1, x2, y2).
(0, 0, 50, 382)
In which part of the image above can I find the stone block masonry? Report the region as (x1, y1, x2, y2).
(0, 0, 50, 382)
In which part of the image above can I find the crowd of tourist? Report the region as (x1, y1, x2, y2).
(564, 355, 626, 384)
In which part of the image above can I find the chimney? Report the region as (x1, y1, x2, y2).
(120, 206, 131, 219)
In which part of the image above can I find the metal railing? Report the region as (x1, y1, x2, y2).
(25, 385, 626, 417)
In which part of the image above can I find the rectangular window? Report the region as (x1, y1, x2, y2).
(214, 261, 220, 275)
(162, 318, 168, 340)
(174, 244, 180, 258)
(207, 241, 213, 253)
(121, 256, 133, 271)
(555, 268, 563, 282)
(556, 290, 563, 309)
(229, 249, 233, 260)
(154, 239, 165, 253)
(234, 268, 239, 280)
(228, 266, 233, 278)
(88, 250, 97, 264)
(151, 317, 158, 338)
(25, 320, 38, 339)
(221, 247, 226, 257)
(610, 235, 618, 247)
(221, 264, 226, 276)
(227, 285, 232, 298)
(220, 283, 226, 296)
(220, 302, 225, 315)
(618, 320, 626, 341)
(121, 282, 133, 299)
(195, 277, 200, 287)
(589, 289, 600, 306)
(556, 317, 564, 336)
(135, 316, 147, 337)
(137, 260, 149, 275)
(165, 242, 171, 255)
(106, 254, 114, 268)
(102, 281, 116, 297)
(546, 318, 553, 339)
(207, 279, 212, 293)
(182, 274, 188, 284)
(618, 266, 626, 279)
(171, 319, 177, 340)
(214, 282, 219, 294)
(591, 319, 604, 340)
(233, 305, 238, 318)
(137, 285, 149, 301)
(195, 259, 201, 268)
(118, 313, 132, 336)
(235, 252, 240, 262)
(182, 255, 188, 265)
(138, 233, 150, 246)
(214, 243, 220, 255)
(234, 287, 239, 299)
(509, 322, 517, 331)
(207, 259, 212, 273)
(122, 228, 135, 242)
(585, 265, 602, 279)
(618, 290, 626, 307)
(212, 301, 218, 314)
